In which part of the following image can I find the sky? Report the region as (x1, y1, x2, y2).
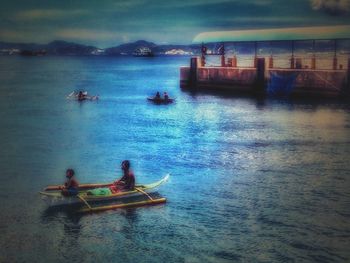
(0, 0, 349, 47)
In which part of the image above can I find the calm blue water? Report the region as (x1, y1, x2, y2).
(0, 56, 350, 263)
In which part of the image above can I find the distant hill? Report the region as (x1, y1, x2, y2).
(105, 40, 157, 55)
(0, 40, 99, 56)
(45, 40, 98, 55)
(0, 41, 44, 51)
(0, 39, 200, 56)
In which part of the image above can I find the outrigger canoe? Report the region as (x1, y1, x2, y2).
(40, 174, 169, 207)
(67, 91, 99, 101)
(147, 97, 174, 104)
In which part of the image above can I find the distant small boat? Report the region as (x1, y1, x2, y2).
(133, 47, 154, 57)
(147, 97, 174, 104)
(67, 91, 99, 101)
(20, 50, 47, 56)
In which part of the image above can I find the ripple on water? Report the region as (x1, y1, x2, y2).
(0, 56, 350, 262)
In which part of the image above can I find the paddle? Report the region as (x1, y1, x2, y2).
(44, 182, 112, 191)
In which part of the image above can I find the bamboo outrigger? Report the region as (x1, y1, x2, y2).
(78, 196, 167, 213)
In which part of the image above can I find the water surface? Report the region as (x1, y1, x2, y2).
(0, 56, 349, 262)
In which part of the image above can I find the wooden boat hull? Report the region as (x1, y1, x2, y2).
(147, 97, 174, 104)
(40, 191, 144, 206)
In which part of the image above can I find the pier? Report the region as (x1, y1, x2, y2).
(180, 26, 350, 98)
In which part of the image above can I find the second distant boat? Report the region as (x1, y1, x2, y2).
(147, 91, 174, 104)
(133, 47, 154, 57)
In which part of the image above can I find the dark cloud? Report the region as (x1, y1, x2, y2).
(1, 0, 350, 46)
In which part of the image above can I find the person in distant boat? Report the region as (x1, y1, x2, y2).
(61, 168, 79, 196)
(164, 92, 169, 100)
(78, 91, 86, 101)
(155, 91, 161, 99)
(110, 160, 135, 193)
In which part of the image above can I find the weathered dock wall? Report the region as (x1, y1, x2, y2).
(268, 69, 346, 97)
(180, 57, 349, 98)
(180, 66, 257, 92)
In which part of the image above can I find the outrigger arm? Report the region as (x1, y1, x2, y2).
(77, 195, 92, 211)
(135, 187, 154, 201)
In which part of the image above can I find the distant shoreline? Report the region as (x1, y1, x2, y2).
(2, 39, 349, 57)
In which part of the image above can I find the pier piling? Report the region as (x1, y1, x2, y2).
(333, 56, 338, 70)
(255, 58, 266, 94)
(311, 55, 316, 70)
(268, 55, 273, 69)
(232, 56, 237, 67)
(291, 56, 295, 69)
(347, 58, 350, 90)
(296, 58, 302, 69)
(189, 57, 198, 87)
(221, 55, 225, 67)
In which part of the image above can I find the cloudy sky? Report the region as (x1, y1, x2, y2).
(0, 0, 349, 47)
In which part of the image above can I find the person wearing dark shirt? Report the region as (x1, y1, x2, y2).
(155, 91, 161, 99)
(110, 160, 135, 193)
(164, 92, 169, 100)
(78, 91, 86, 101)
(62, 169, 79, 196)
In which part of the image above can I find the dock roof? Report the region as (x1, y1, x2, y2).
(193, 25, 350, 43)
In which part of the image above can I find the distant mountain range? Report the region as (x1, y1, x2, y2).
(1, 39, 344, 56)
(0, 39, 201, 56)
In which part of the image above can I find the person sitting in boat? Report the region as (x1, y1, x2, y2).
(61, 168, 79, 196)
(78, 91, 86, 101)
(154, 91, 161, 100)
(110, 160, 135, 193)
(164, 92, 169, 100)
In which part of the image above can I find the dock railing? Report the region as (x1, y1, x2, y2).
(200, 54, 349, 71)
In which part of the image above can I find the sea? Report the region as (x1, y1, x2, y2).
(0, 55, 349, 263)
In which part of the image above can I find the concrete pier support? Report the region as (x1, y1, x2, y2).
(254, 56, 258, 68)
(189, 57, 198, 87)
(200, 55, 205, 67)
(311, 55, 316, 70)
(221, 55, 225, 67)
(255, 57, 265, 94)
(347, 58, 350, 90)
(296, 58, 302, 69)
(333, 56, 338, 70)
(232, 56, 237, 67)
(268, 55, 273, 69)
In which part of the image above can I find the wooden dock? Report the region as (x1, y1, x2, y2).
(180, 57, 350, 98)
(183, 26, 350, 98)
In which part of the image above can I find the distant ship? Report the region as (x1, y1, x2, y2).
(20, 50, 47, 56)
(133, 47, 154, 57)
